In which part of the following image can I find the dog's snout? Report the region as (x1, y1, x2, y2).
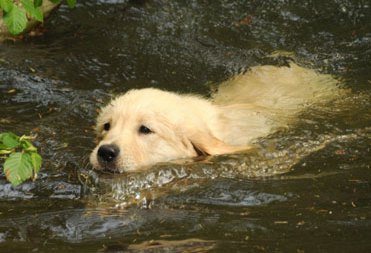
(97, 144, 120, 163)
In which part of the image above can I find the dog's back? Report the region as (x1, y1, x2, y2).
(213, 63, 344, 145)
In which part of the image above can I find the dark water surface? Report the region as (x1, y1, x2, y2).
(0, 0, 370, 252)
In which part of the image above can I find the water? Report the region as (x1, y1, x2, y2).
(0, 0, 370, 252)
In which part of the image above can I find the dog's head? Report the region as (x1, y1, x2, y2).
(90, 88, 246, 173)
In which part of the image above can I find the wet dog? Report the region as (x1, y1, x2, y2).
(90, 63, 341, 173)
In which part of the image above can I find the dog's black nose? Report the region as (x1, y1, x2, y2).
(97, 144, 120, 163)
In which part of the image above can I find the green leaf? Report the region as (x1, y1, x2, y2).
(1, 132, 20, 149)
(21, 0, 43, 22)
(0, 149, 12, 155)
(0, 143, 7, 149)
(34, 0, 43, 8)
(3, 152, 33, 186)
(31, 152, 42, 175)
(3, 5, 28, 35)
(1, 132, 43, 186)
(49, 0, 61, 4)
(66, 0, 76, 8)
(20, 139, 37, 152)
(0, 0, 13, 12)
(0, 132, 11, 142)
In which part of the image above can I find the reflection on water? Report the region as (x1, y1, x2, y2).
(0, 0, 370, 252)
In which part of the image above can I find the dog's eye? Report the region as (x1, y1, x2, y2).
(139, 125, 153, 134)
(103, 123, 110, 131)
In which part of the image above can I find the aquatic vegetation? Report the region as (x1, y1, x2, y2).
(0, 132, 42, 186)
(0, 0, 76, 35)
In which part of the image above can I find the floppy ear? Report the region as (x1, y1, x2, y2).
(189, 130, 250, 156)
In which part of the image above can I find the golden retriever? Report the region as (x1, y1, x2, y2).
(90, 63, 341, 173)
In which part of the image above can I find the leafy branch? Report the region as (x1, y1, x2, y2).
(0, 0, 76, 35)
(0, 132, 42, 186)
